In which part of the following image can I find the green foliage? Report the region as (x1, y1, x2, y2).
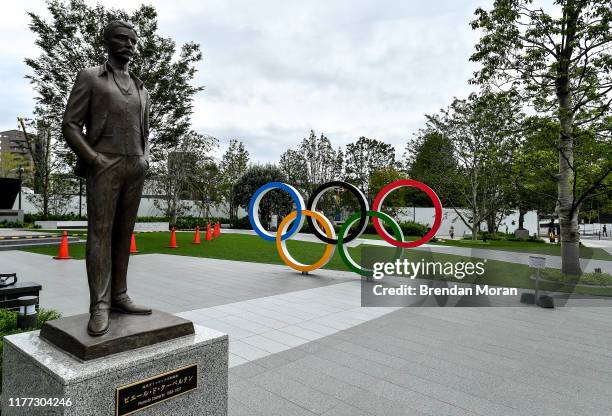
(190, 160, 224, 218)
(541, 269, 612, 287)
(24, 212, 83, 222)
(0, 308, 61, 390)
(231, 216, 252, 230)
(405, 131, 458, 207)
(152, 132, 218, 224)
(473, 231, 544, 243)
(136, 216, 228, 230)
(220, 140, 250, 221)
(232, 164, 292, 228)
(412, 91, 522, 237)
(279, 130, 344, 198)
(25, 0, 204, 164)
(0, 220, 24, 228)
(470, 0, 612, 273)
(362, 220, 429, 237)
(0, 152, 30, 179)
(368, 167, 411, 207)
(508, 117, 558, 217)
(344, 137, 396, 200)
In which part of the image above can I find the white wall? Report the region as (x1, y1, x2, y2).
(12, 189, 539, 236)
(13, 191, 246, 219)
(394, 207, 539, 237)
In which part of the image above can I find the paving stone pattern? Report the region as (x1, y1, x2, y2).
(2, 251, 612, 415)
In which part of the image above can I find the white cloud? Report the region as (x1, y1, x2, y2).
(0, 0, 485, 162)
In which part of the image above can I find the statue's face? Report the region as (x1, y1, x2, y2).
(106, 27, 137, 62)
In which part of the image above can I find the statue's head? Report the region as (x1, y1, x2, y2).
(103, 20, 137, 63)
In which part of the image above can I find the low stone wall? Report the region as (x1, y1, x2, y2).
(0, 210, 24, 223)
(35, 221, 169, 232)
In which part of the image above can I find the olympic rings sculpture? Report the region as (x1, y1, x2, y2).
(248, 179, 442, 276)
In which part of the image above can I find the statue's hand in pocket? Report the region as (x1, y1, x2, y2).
(93, 153, 112, 169)
(91, 153, 118, 177)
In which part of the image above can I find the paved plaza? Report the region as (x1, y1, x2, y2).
(1, 251, 612, 415)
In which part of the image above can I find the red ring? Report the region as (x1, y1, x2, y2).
(372, 179, 442, 248)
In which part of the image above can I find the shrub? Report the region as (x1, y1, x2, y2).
(135, 216, 230, 230)
(24, 213, 84, 222)
(363, 220, 428, 237)
(236, 214, 430, 238)
(0, 220, 24, 228)
(231, 216, 252, 230)
(541, 269, 612, 286)
(0, 308, 61, 389)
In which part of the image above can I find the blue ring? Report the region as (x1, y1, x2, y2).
(248, 182, 304, 241)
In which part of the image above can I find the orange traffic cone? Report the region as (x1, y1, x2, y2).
(193, 226, 201, 244)
(53, 231, 73, 260)
(130, 232, 140, 254)
(168, 226, 179, 248)
(205, 222, 212, 241)
(214, 221, 220, 237)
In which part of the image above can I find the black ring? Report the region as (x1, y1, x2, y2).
(306, 181, 369, 244)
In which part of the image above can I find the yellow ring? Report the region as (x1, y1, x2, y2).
(276, 210, 336, 272)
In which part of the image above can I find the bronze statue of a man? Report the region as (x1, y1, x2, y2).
(62, 20, 152, 336)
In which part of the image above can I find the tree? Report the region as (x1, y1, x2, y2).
(368, 167, 408, 213)
(510, 117, 561, 230)
(279, 149, 308, 191)
(25, 0, 204, 168)
(232, 164, 293, 229)
(279, 131, 343, 197)
(0, 151, 29, 179)
(190, 160, 223, 218)
(219, 139, 249, 221)
(405, 130, 459, 207)
(28, 173, 79, 217)
(470, 0, 612, 274)
(419, 91, 521, 240)
(17, 118, 66, 217)
(344, 137, 396, 201)
(153, 132, 217, 224)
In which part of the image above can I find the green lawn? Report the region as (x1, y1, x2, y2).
(24, 232, 612, 297)
(29, 228, 612, 261)
(362, 233, 612, 260)
(435, 238, 612, 260)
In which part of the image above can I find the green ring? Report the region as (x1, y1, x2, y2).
(338, 210, 404, 277)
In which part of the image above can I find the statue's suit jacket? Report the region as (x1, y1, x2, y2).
(62, 62, 150, 177)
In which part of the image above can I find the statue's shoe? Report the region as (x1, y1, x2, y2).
(111, 295, 152, 315)
(87, 310, 110, 336)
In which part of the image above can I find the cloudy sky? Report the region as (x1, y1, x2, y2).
(0, 0, 484, 163)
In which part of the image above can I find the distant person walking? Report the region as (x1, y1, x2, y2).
(604, 224, 608, 237)
(449, 226, 455, 239)
(548, 225, 556, 243)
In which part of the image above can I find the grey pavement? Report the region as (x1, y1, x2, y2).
(0, 229, 57, 237)
(581, 237, 612, 255)
(229, 305, 612, 416)
(3, 250, 612, 415)
(0, 251, 353, 316)
(175, 281, 399, 367)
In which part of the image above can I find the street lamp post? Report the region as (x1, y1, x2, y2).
(17, 166, 24, 210)
(79, 177, 83, 219)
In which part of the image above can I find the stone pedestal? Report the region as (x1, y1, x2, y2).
(2, 324, 228, 415)
(514, 228, 530, 239)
